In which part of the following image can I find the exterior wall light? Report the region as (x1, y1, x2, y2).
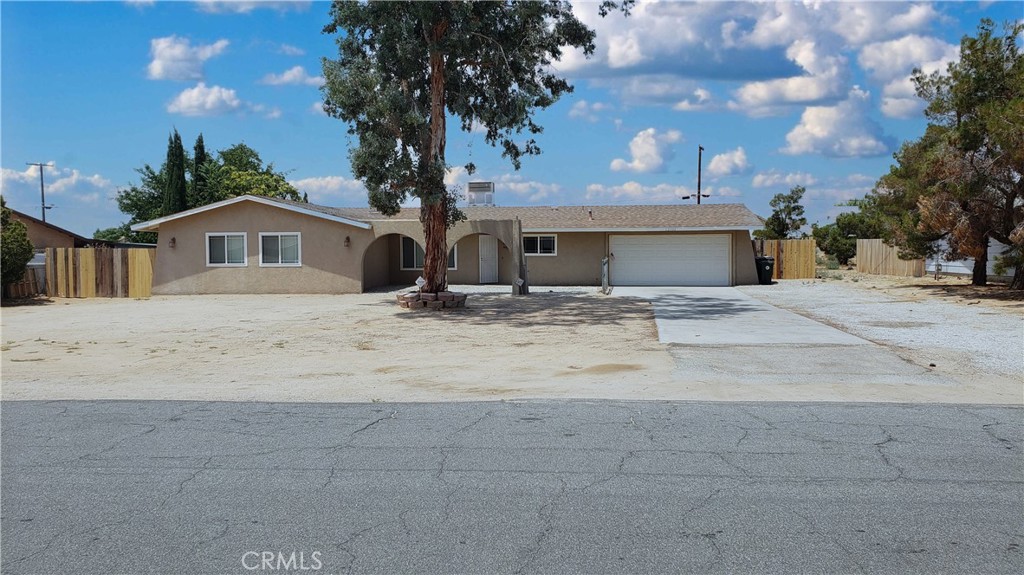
(169, 237, 176, 248)
(344, 236, 351, 247)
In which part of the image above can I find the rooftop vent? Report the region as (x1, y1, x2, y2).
(467, 181, 495, 207)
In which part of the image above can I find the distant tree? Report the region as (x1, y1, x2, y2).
(190, 133, 213, 208)
(321, 0, 632, 293)
(865, 19, 1023, 288)
(812, 210, 884, 265)
(754, 186, 808, 240)
(97, 136, 298, 242)
(1, 197, 35, 290)
(161, 130, 188, 216)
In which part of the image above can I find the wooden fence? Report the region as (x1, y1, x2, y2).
(45, 248, 156, 298)
(4, 267, 43, 298)
(856, 239, 925, 277)
(755, 239, 817, 279)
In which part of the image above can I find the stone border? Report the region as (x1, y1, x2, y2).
(397, 291, 468, 310)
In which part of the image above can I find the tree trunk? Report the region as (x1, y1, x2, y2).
(971, 234, 988, 287)
(420, 22, 449, 294)
(1010, 265, 1024, 290)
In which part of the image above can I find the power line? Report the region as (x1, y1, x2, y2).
(25, 162, 54, 222)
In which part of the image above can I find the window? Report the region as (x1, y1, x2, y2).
(206, 233, 246, 266)
(523, 234, 557, 256)
(401, 236, 456, 270)
(259, 233, 301, 266)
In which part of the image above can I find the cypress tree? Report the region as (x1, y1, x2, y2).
(191, 133, 209, 208)
(161, 129, 188, 216)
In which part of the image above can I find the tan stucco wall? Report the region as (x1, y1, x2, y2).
(11, 214, 76, 249)
(525, 230, 758, 287)
(151, 202, 375, 294)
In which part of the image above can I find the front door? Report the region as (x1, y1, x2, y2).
(479, 235, 498, 284)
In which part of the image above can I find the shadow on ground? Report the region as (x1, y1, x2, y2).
(890, 282, 1024, 308)
(386, 293, 656, 329)
(624, 292, 764, 321)
(0, 296, 52, 308)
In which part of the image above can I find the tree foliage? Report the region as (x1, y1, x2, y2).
(161, 130, 188, 216)
(811, 210, 884, 265)
(1, 197, 35, 289)
(321, 0, 630, 292)
(95, 137, 298, 243)
(864, 19, 1023, 288)
(754, 186, 808, 240)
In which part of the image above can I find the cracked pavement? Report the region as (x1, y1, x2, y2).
(2, 399, 1022, 574)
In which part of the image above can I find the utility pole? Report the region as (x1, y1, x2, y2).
(26, 162, 54, 222)
(697, 145, 704, 205)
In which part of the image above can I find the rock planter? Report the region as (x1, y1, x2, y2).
(397, 291, 467, 310)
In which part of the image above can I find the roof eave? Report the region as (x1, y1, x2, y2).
(130, 195, 372, 232)
(523, 226, 761, 233)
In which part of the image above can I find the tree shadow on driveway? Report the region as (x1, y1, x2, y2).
(619, 292, 764, 321)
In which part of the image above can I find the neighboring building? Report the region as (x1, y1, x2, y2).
(131, 192, 765, 295)
(7, 208, 148, 249)
(926, 239, 1016, 279)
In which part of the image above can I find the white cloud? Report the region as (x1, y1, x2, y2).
(673, 88, 712, 112)
(610, 128, 682, 173)
(288, 175, 364, 204)
(707, 147, 751, 178)
(858, 34, 959, 118)
(309, 101, 327, 116)
(167, 83, 242, 116)
(279, 43, 305, 56)
(250, 104, 282, 120)
(260, 65, 324, 87)
(752, 170, 818, 188)
(568, 100, 609, 122)
(729, 40, 848, 115)
(147, 36, 229, 82)
(444, 166, 468, 187)
(194, 1, 311, 14)
(493, 174, 562, 203)
(1, 163, 113, 209)
(125, 0, 155, 8)
(782, 87, 893, 157)
(830, 2, 939, 46)
(585, 181, 693, 204)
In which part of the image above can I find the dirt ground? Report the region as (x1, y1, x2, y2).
(1, 275, 1020, 404)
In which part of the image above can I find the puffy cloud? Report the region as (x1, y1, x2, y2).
(610, 128, 682, 173)
(147, 36, 229, 82)
(752, 170, 818, 188)
(167, 83, 242, 116)
(830, 2, 939, 46)
(309, 101, 327, 116)
(782, 87, 894, 158)
(288, 175, 364, 204)
(567, 100, 609, 122)
(707, 147, 751, 178)
(194, 1, 311, 14)
(673, 88, 712, 111)
(858, 34, 959, 118)
(729, 40, 849, 115)
(585, 181, 692, 204)
(1, 163, 113, 210)
(260, 65, 324, 87)
(493, 174, 563, 203)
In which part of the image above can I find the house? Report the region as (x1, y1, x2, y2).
(7, 208, 151, 250)
(131, 190, 764, 295)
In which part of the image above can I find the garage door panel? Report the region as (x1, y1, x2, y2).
(610, 235, 730, 286)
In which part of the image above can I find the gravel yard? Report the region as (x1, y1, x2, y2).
(2, 276, 1020, 404)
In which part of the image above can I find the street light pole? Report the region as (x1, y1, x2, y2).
(696, 144, 704, 204)
(26, 162, 53, 222)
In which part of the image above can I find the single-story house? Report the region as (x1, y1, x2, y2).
(8, 208, 150, 250)
(131, 192, 765, 294)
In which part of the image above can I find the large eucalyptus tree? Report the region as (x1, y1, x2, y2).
(321, 0, 629, 292)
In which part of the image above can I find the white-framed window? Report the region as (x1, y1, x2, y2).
(523, 234, 557, 256)
(259, 232, 302, 267)
(206, 233, 247, 267)
(400, 236, 457, 270)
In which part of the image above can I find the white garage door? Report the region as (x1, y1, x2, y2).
(609, 234, 731, 286)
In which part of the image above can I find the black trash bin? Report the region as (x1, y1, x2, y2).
(755, 256, 775, 285)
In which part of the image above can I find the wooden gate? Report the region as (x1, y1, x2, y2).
(45, 248, 155, 298)
(755, 239, 817, 280)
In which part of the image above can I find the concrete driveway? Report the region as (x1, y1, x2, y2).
(612, 287, 867, 345)
(613, 286, 953, 389)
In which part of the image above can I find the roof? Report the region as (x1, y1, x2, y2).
(7, 208, 141, 248)
(131, 195, 373, 232)
(132, 195, 764, 233)
(329, 203, 765, 232)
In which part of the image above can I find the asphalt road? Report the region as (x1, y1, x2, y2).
(2, 399, 1021, 575)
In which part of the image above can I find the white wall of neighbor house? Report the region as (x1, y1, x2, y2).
(926, 240, 1016, 277)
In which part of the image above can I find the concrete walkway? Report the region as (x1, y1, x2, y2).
(612, 287, 868, 345)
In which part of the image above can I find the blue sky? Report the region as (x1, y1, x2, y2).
(2, 0, 1021, 237)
